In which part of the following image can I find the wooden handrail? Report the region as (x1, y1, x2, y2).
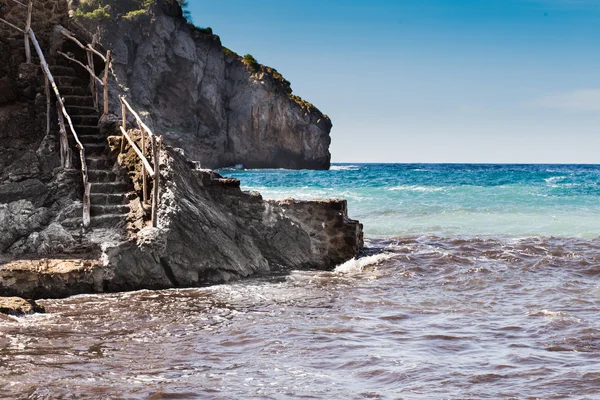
(59, 28, 107, 61)
(9, 0, 27, 8)
(1, 15, 161, 228)
(24, 0, 32, 63)
(0, 18, 24, 33)
(119, 96, 162, 227)
(57, 51, 104, 87)
(120, 96, 155, 138)
(119, 126, 155, 177)
(29, 29, 91, 228)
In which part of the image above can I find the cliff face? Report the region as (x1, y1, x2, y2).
(93, 2, 332, 169)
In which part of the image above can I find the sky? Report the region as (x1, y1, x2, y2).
(188, 0, 600, 164)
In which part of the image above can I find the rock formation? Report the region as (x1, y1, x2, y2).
(88, 0, 332, 169)
(0, 0, 363, 302)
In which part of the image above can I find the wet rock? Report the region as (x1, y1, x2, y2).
(0, 297, 45, 315)
(0, 258, 106, 299)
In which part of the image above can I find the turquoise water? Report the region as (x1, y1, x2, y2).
(220, 164, 600, 238)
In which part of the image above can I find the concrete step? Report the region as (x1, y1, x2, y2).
(66, 105, 98, 116)
(71, 115, 99, 126)
(73, 125, 99, 136)
(88, 169, 118, 182)
(90, 214, 128, 228)
(83, 143, 107, 155)
(63, 95, 94, 107)
(55, 76, 85, 87)
(90, 193, 131, 205)
(91, 204, 130, 216)
(90, 182, 130, 194)
(87, 156, 113, 170)
(78, 134, 107, 145)
(61, 86, 89, 96)
(49, 65, 76, 76)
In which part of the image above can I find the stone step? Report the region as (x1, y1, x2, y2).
(88, 169, 118, 182)
(91, 204, 130, 216)
(66, 105, 98, 115)
(71, 115, 99, 126)
(87, 156, 113, 170)
(61, 86, 89, 96)
(73, 125, 99, 136)
(49, 65, 76, 76)
(83, 143, 107, 155)
(90, 182, 130, 194)
(63, 95, 94, 107)
(90, 193, 131, 205)
(90, 214, 128, 228)
(55, 76, 86, 87)
(77, 134, 107, 145)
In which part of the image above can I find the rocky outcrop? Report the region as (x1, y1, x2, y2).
(100, 145, 362, 293)
(88, 1, 332, 169)
(0, 142, 363, 299)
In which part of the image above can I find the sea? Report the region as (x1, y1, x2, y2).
(2, 163, 600, 399)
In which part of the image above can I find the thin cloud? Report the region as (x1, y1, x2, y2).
(530, 89, 600, 112)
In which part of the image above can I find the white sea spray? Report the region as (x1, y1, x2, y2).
(334, 253, 395, 273)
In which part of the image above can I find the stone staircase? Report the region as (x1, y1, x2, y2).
(48, 63, 132, 232)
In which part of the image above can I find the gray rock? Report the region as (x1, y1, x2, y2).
(0, 179, 47, 206)
(88, 1, 332, 170)
(0, 200, 51, 252)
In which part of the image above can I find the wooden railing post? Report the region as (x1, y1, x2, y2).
(57, 101, 72, 169)
(44, 74, 50, 135)
(151, 136, 161, 228)
(29, 29, 90, 228)
(24, 0, 32, 63)
(103, 50, 111, 116)
(141, 129, 148, 202)
(121, 99, 126, 153)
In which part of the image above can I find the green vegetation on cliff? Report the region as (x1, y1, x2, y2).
(72, 0, 191, 22)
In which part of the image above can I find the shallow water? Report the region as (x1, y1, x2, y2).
(2, 164, 600, 398)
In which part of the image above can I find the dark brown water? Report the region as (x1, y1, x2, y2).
(2, 235, 600, 399)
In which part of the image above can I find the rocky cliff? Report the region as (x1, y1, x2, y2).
(85, 0, 332, 170)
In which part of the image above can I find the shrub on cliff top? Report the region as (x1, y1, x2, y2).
(242, 54, 260, 73)
(72, 0, 191, 22)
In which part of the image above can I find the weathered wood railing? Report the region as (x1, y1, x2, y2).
(120, 96, 162, 228)
(57, 27, 111, 116)
(60, 30, 162, 227)
(1, 1, 162, 228)
(0, 5, 92, 228)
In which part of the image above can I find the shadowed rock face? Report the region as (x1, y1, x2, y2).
(91, 1, 332, 170)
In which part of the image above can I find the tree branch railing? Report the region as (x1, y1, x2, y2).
(120, 95, 162, 228)
(0, 3, 91, 228)
(30, 29, 92, 228)
(0, 4, 162, 229)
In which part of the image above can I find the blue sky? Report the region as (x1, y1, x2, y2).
(188, 0, 600, 163)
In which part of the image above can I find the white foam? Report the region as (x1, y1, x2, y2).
(334, 253, 395, 273)
(388, 185, 444, 193)
(330, 165, 360, 171)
